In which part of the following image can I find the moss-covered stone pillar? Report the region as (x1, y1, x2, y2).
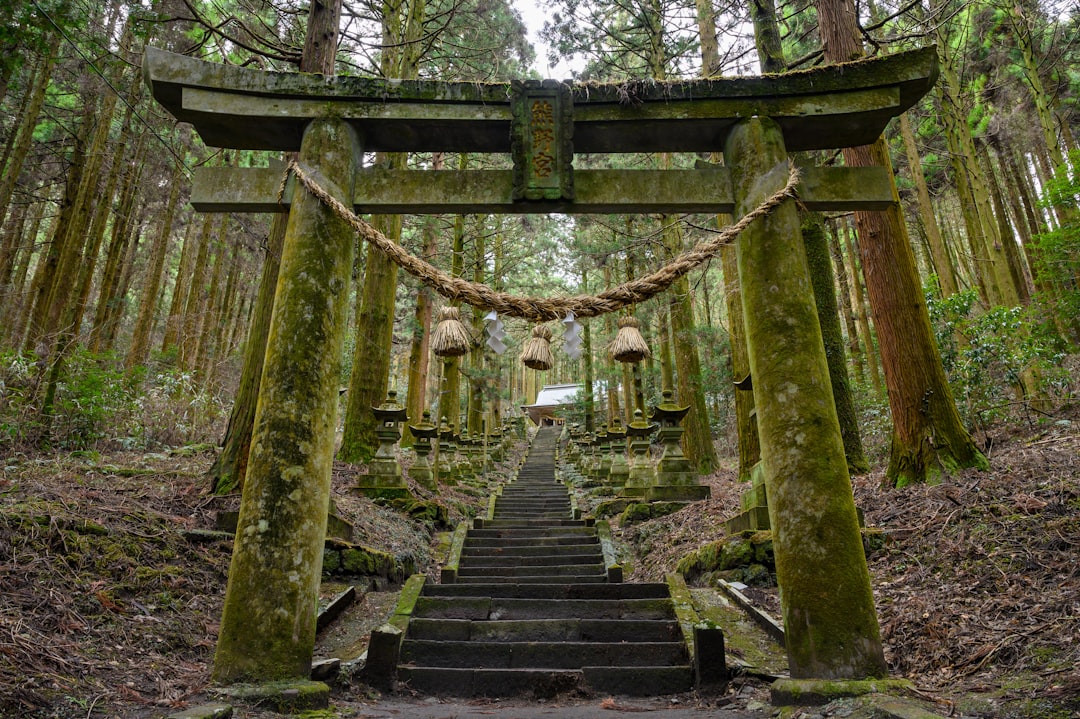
(489, 427, 504, 462)
(622, 410, 656, 497)
(606, 419, 629, 492)
(593, 430, 611, 484)
(724, 116, 886, 680)
(436, 419, 457, 485)
(467, 432, 484, 475)
(212, 118, 361, 683)
(408, 410, 439, 491)
(453, 432, 473, 481)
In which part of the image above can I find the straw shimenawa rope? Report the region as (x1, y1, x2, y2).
(280, 161, 801, 322)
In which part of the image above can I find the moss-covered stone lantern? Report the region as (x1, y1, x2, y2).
(354, 390, 411, 499)
(467, 432, 484, 475)
(590, 430, 608, 484)
(565, 423, 582, 463)
(453, 431, 474, 481)
(648, 390, 709, 502)
(606, 417, 629, 492)
(408, 410, 439, 491)
(435, 418, 457, 485)
(623, 409, 657, 497)
(489, 426, 504, 462)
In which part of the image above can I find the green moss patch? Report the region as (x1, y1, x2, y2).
(771, 677, 915, 706)
(618, 501, 687, 526)
(322, 540, 414, 587)
(375, 497, 450, 529)
(213, 679, 329, 713)
(676, 533, 776, 586)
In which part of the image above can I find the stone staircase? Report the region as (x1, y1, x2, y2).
(394, 426, 698, 697)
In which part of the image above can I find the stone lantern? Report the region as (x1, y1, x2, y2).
(436, 419, 457, 485)
(453, 431, 474, 481)
(574, 432, 593, 480)
(354, 390, 411, 499)
(408, 410, 439, 491)
(591, 429, 609, 484)
(489, 426, 504, 462)
(648, 389, 709, 501)
(606, 417, 629, 492)
(622, 409, 657, 497)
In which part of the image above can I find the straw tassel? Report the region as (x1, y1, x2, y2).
(520, 324, 554, 370)
(610, 315, 651, 363)
(431, 306, 471, 357)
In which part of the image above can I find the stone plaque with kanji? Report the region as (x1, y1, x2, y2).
(511, 80, 574, 201)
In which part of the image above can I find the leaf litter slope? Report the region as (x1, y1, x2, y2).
(615, 416, 1080, 716)
(1, 417, 1078, 717)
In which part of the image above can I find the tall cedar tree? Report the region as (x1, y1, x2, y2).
(813, 0, 988, 485)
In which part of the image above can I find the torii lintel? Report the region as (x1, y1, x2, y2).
(142, 46, 938, 214)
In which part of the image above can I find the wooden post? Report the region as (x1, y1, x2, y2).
(212, 118, 361, 682)
(725, 116, 886, 680)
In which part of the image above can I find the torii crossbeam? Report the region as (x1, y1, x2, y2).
(142, 46, 939, 688)
(144, 46, 936, 214)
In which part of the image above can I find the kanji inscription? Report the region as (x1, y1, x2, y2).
(511, 81, 574, 201)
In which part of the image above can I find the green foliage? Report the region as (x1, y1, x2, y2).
(49, 348, 134, 449)
(691, 322, 733, 431)
(0, 349, 225, 452)
(1031, 151, 1080, 324)
(927, 289, 1068, 426)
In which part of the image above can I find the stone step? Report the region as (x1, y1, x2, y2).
(468, 527, 595, 538)
(389, 426, 704, 698)
(465, 535, 599, 548)
(462, 543, 601, 557)
(457, 563, 606, 577)
(491, 511, 572, 518)
(412, 596, 676, 620)
(498, 490, 564, 495)
(422, 583, 671, 600)
(456, 574, 607, 584)
(481, 519, 582, 527)
(494, 503, 569, 509)
(460, 554, 601, 568)
(406, 618, 682, 643)
(496, 490, 566, 496)
(395, 666, 693, 697)
(399, 639, 688, 668)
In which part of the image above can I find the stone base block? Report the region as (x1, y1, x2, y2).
(771, 678, 915, 707)
(646, 484, 710, 502)
(325, 513, 355, 541)
(361, 624, 404, 691)
(724, 505, 771, 534)
(409, 470, 437, 492)
(213, 680, 329, 713)
(694, 624, 728, 690)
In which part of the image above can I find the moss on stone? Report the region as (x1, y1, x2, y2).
(341, 547, 395, 576)
(214, 679, 329, 713)
(594, 498, 631, 518)
(770, 677, 915, 706)
(620, 503, 653, 524)
(321, 550, 341, 573)
(726, 116, 887, 680)
(377, 497, 450, 528)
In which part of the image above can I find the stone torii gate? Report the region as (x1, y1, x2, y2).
(143, 47, 937, 687)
